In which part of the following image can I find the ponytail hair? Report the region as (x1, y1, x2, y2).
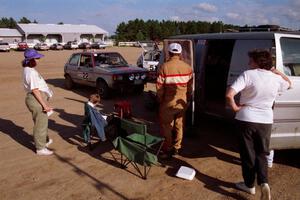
(22, 58, 36, 67)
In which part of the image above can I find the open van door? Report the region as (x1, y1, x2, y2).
(271, 33, 300, 149)
(162, 39, 194, 124)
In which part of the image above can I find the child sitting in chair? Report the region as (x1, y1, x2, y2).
(82, 94, 107, 146)
(87, 93, 100, 107)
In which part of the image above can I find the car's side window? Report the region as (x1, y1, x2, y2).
(69, 54, 80, 66)
(80, 55, 93, 68)
(96, 54, 109, 66)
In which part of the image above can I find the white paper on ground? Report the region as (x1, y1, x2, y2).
(176, 166, 196, 180)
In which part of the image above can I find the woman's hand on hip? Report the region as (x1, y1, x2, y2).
(43, 105, 53, 112)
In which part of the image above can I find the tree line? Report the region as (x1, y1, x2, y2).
(0, 17, 38, 28)
(114, 18, 241, 41)
(0, 17, 63, 28)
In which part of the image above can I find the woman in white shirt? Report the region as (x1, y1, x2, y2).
(226, 49, 291, 200)
(23, 49, 54, 156)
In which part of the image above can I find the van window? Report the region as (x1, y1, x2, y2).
(228, 39, 273, 85)
(280, 37, 300, 76)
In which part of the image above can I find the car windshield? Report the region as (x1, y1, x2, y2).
(95, 53, 128, 67)
(0, 43, 8, 45)
(280, 37, 300, 76)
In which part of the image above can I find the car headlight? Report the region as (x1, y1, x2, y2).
(141, 74, 146, 80)
(135, 74, 140, 80)
(129, 74, 135, 81)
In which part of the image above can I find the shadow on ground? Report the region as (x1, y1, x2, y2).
(0, 118, 35, 152)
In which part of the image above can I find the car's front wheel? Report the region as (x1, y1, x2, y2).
(97, 80, 109, 99)
(64, 75, 74, 89)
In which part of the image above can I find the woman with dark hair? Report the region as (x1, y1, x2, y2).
(226, 49, 291, 200)
(22, 48, 54, 156)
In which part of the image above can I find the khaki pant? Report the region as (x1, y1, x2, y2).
(159, 100, 187, 152)
(25, 92, 48, 150)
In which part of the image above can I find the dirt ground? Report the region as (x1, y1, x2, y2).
(0, 47, 299, 200)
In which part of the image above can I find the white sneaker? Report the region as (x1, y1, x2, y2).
(236, 182, 256, 194)
(36, 148, 53, 156)
(46, 138, 53, 148)
(261, 183, 271, 200)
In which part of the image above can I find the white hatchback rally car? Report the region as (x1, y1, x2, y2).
(64, 51, 148, 98)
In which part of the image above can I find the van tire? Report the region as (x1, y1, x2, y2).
(65, 75, 74, 89)
(97, 80, 109, 99)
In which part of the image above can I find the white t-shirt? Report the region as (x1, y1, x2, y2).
(23, 67, 53, 98)
(230, 69, 289, 124)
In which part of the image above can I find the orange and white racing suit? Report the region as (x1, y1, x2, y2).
(156, 55, 193, 152)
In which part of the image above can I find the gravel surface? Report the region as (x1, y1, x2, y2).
(0, 48, 299, 200)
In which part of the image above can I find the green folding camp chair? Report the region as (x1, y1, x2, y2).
(112, 118, 165, 179)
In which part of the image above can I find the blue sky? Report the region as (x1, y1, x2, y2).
(0, 0, 299, 35)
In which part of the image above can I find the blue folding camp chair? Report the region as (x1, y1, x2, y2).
(82, 103, 107, 149)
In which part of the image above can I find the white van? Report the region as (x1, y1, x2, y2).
(162, 32, 300, 150)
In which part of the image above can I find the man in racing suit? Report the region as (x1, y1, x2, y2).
(156, 43, 193, 158)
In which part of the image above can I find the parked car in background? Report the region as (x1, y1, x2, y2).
(0, 42, 10, 52)
(50, 43, 63, 50)
(64, 41, 79, 50)
(91, 41, 107, 49)
(78, 42, 91, 49)
(34, 43, 50, 51)
(64, 51, 148, 98)
(17, 42, 28, 51)
(134, 41, 158, 48)
(27, 43, 35, 48)
(136, 42, 161, 81)
(9, 42, 18, 50)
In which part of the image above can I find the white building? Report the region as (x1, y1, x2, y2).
(16, 23, 109, 44)
(0, 28, 22, 43)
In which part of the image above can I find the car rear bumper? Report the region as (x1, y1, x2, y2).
(0, 47, 10, 51)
